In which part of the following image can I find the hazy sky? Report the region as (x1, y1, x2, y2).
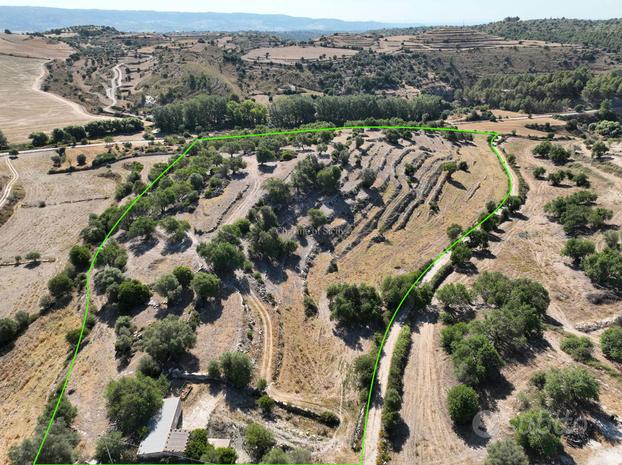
(1, 0, 621, 24)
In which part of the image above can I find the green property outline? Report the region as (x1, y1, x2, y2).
(33, 125, 511, 465)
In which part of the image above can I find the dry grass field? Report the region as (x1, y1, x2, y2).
(0, 32, 73, 59)
(0, 55, 105, 143)
(242, 45, 358, 64)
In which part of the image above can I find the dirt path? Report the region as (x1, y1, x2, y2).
(362, 136, 513, 465)
(32, 62, 103, 121)
(103, 63, 122, 112)
(0, 157, 18, 210)
(361, 254, 449, 465)
(244, 291, 274, 382)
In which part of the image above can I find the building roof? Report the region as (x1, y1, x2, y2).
(138, 397, 182, 457)
(208, 438, 231, 449)
(165, 429, 190, 453)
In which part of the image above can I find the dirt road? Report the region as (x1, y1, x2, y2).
(0, 156, 18, 210)
(362, 136, 515, 465)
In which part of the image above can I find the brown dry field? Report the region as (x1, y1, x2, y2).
(0, 152, 187, 461)
(0, 55, 104, 143)
(242, 45, 358, 64)
(392, 136, 622, 465)
(0, 33, 73, 59)
(457, 115, 566, 137)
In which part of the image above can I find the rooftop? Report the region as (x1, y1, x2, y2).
(137, 397, 183, 457)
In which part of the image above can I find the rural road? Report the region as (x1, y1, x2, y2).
(361, 136, 516, 465)
(0, 156, 19, 210)
(104, 63, 123, 113)
(32, 62, 104, 122)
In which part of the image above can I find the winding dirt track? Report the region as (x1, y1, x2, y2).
(245, 291, 275, 381)
(0, 156, 18, 210)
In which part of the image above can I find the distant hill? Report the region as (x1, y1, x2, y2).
(479, 17, 622, 54)
(0, 6, 419, 33)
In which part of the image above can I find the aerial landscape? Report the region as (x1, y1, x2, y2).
(2, 1, 622, 464)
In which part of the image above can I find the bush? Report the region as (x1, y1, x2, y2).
(601, 326, 622, 362)
(543, 367, 599, 410)
(261, 447, 289, 464)
(244, 423, 275, 461)
(207, 360, 221, 379)
(447, 384, 479, 424)
(436, 283, 471, 309)
(105, 374, 164, 435)
(117, 279, 150, 312)
(95, 431, 132, 463)
(137, 354, 161, 378)
(48, 272, 74, 298)
(447, 223, 463, 241)
(173, 266, 194, 288)
(484, 439, 528, 465)
(69, 245, 91, 270)
(510, 409, 562, 458)
(561, 238, 595, 265)
(154, 273, 182, 304)
(256, 394, 275, 416)
(450, 243, 472, 267)
(93, 266, 124, 295)
(452, 335, 503, 385)
(76, 153, 87, 165)
(560, 335, 594, 361)
(220, 351, 253, 388)
(319, 410, 340, 427)
(192, 271, 221, 300)
(0, 318, 18, 346)
(382, 325, 411, 433)
(582, 248, 622, 291)
(197, 241, 245, 275)
(142, 315, 196, 363)
(327, 282, 383, 326)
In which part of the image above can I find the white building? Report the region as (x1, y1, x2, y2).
(137, 397, 187, 460)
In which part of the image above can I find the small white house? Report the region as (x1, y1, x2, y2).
(137, 397, 185, 460)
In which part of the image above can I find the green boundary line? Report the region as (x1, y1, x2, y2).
(33, 125, 509, 465)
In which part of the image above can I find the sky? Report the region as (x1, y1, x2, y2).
(1, 0, 621, 24)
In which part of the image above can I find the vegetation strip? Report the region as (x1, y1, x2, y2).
(34, 125, 511, 465)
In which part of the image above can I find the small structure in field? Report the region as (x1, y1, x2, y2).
(137, 397, 185, 460)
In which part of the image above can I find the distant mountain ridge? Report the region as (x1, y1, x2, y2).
(0, 6, 420, 33)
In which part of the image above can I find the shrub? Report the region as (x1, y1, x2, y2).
(244, 423, 275, 460)
(308, 208, 328, 228)
(484, 439, 528, 465)
(543, 367, 599, 410)
(601, 326, 622, 362)
(105, 374, 164, 435)
(69, 245, 91, 270)
(0, 318, 18, 346)
(48, 272, 74, 298)
(192, 271, 221, 300)
(436, 283, 471, 309)
(446, 223, 463, 241)
(208, 360, 221, 379)
(173, 266, 194, 288)
(560, 335, 594, 361)
(142, 315, 196, 364)
(137, 354, 161, 378)
(76, 153, 87, 165)
(220, 351, 253, 388)
(450, 243, 472, 267)
(256, 394, 275, 416)
(94, 431, 131, 463)
(582, 248, 622, 291)
(447, 384, 479, 425)
(561, 238, 595, 265)
(154, 273, 182, 304)
(452, 335, 503, 385)
(327, 282, 383, 326)
(261, 447, 289, 464)
(532, 166, 546, 179)
(197, 241, 245, 275)
(116, 279, 150, 312)
(510, 409, 562, 458)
